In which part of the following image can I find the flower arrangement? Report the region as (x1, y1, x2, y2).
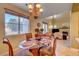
(35, 28, 39, 34)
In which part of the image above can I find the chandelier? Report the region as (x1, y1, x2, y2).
(27, 3, 43, 19)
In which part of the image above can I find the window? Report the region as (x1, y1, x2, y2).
(42, 23, 48, 34)
(20, 17, 29, 34)
(5, 13, 29, 36)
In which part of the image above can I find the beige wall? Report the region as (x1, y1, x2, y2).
(30, 18, 40, 36)
(0, 3, 29, 55)
(70, 3, 79, 49)
(70, 12, 79, 48)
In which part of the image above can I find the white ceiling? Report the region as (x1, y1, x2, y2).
(12, 3, 72, 19)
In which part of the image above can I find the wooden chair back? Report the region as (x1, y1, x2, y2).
(35, 34, 39, 37)
(26, 33, 32, 40)
(30, 48, 39, 56)
(3, 38, 14, 56)
(35, 34, 46, 37)
(39, 38, 57, 56)
(52, 38, 57, 56)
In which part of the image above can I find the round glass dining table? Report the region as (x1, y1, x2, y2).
(19, 37, 51, 56)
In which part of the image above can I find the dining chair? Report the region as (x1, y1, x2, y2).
(3, 38, 33, 56)
(3, 38, 14, 56)
(35, 34, 42, 38)
(26, 33, 32, 41)
(39, 38, 57, 56)
(30, 48, 39, 56)
(39, 48, 52, 56)
(35, 34, 42, 37)
(35, 34, 39, 37)
(35, 34, 46, 38)
(52, 38, 57, 56)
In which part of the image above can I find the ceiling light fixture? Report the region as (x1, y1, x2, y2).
(27, 3, 43, 19)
